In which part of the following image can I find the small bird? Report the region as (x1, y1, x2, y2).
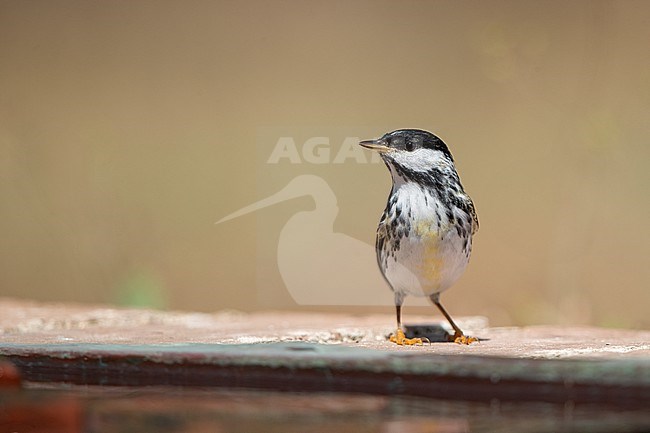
(359, 129, 479, 345)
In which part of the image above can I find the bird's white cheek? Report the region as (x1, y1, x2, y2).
(390, 149, 450, 173)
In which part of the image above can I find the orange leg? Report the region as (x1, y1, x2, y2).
(431, 296, 478, 345)
(389, 304, 424, 345)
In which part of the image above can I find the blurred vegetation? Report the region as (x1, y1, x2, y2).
(115, 270, 168, 309)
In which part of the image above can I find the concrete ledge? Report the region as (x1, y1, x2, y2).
(1, 298, 649, 406)
(5, 341, 650, 407)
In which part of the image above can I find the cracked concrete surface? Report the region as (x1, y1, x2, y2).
(1, 298, 649, 360)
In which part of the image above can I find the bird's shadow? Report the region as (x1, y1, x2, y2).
(403, 323, 451, 343)
(403, 323, 489, 343)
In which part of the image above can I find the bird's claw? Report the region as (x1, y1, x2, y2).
(389, 328, 428, 346)
(449, 332, 478, 345)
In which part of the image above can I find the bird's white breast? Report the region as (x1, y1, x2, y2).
(380, 183, 472, 298)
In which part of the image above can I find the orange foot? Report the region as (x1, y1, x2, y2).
(449, 332, 478, 345)
(389, 328, 425, 346)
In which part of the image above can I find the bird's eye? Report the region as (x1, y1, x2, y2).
(405, 140, 414, 151)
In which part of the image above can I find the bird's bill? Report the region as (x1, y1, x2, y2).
(358, 139, 391, 153)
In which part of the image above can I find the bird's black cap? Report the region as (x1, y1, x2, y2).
(360, 129, 453, 161)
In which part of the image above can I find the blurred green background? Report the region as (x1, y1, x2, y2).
(1, 1, 648, 328)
